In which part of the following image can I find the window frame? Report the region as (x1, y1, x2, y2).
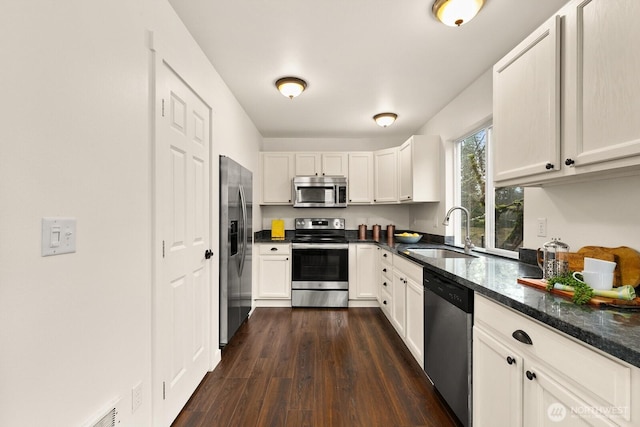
(452, 124, 520, 259)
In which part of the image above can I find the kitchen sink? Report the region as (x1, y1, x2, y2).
(405, 248, 476, 259)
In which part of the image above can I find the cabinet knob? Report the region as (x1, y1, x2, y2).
(512, 329, 533, 345)
(383, 282, 387, 287)
(506, 356, 515, 365)
(383, 300, 387, 305)
(526, 370, 537, 381)
(383, 254, 387, 258)
(383, 268, 387, 272)
(545, 163, 554, 170)
(270, 247, 278, 251)
(565, 158, 575, 166)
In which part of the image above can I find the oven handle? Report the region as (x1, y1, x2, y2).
(291, 243, 348, 250)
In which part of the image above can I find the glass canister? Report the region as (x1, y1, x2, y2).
(537, 238, 570, 280)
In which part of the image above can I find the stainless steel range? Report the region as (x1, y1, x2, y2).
(291, 218, 349, 308)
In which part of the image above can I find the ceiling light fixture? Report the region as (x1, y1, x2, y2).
(373, 112, 398, 128)
(275, 77, 307, 99)
(432, 0, 485, 27)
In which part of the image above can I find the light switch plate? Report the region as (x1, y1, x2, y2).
(42, 217, 76, 256)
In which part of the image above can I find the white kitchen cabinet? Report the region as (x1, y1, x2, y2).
(563, 0, 640, 174)
(391, 269, 407, 337)
(256, 244, 291, 299)
(260, 152, 295, 204)
(404, 273, 424, 367)
(294, 153, 321, 176)
(294, 152, 348, 176)
(378, 248, 393, 318)
(493, 14, 562, 184)
(373, 147, 398, 203)
(474, 294, 640, 427)
(348, 243, 377, 300)
(398, 135, 440, 202)
(348, 152, 374, 204)
(494, 0, 640, 186)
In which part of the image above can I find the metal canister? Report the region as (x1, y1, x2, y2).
(386, 225, 395, 245)
(358, 224, 367, 240)
(372, 224, 381, 242)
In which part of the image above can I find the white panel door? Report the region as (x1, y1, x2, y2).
(154, 60, 211, 426)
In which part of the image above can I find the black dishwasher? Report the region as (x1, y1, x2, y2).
(424, 269, 473, 427)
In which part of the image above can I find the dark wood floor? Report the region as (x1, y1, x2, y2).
(172, 307, 459, 427)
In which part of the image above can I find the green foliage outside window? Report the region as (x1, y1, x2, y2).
(459, 128, 523, 251)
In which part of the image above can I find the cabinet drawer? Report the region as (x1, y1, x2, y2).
(393, 254, 422, 284)
(475, 294, 631, 420)
(258, 244, 291, 255)
(379, 248, 392, 266)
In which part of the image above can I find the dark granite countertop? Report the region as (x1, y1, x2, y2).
(254, 231, 640, 368)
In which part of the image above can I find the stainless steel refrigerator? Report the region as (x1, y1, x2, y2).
(219, 155, 252, 348)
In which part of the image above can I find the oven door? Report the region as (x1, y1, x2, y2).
(291, 243, 349, 289)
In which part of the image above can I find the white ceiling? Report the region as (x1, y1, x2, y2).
(168, 0, 569, 139)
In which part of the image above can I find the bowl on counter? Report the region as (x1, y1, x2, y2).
(394, 233, 423, 244)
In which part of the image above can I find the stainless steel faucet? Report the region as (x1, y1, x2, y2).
(443, 206, 474, 254)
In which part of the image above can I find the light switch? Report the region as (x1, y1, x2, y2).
(42, 217, 76, 256)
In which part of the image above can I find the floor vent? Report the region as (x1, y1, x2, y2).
(83, 397, 121, 427)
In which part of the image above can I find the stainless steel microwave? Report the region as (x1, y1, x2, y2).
(292, 176, 347, 208)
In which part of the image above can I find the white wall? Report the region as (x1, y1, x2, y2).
(0, 1, 262, 426)
(261, 205, 411, 231)
(411, 69, 493, 237)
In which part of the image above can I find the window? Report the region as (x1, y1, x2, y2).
(454, 126, 523, 257)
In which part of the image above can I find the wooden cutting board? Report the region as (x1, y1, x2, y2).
(517, 277, 640, 307)
(577, 246, 640, 287)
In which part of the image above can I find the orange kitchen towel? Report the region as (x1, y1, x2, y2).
(271, 219, 285, 240)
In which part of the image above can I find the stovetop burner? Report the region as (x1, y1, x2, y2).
(293, 217, 346, 243)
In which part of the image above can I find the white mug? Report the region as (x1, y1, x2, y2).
(573, 270, 614, 290)
(583, 257, 616, 274)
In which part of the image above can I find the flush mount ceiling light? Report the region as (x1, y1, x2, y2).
(432, 0, 485, 27)
(373, 112, 398, 128)
(275, 77, 307, 99)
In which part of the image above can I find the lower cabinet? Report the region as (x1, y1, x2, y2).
(256, 244, 291, 300)
(376, 250, 424, 368)
(474, 294, 640, 427)
(348, 243, 377, 300)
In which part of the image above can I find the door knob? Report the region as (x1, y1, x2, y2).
(204, 249, 214, 259)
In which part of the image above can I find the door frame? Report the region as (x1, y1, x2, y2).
(148, 30, 219, 426)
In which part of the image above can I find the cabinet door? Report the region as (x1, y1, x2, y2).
(352, 244, 377, 299)
(473, 327, 524, 427)
(391, 269, 406, 337)
(493, 15, 562, 184)
(398, 139, 413, 201)
(348, 152, 373, 204)
(257, 255, 291, 298)
(523, 361, 617, 427)
(405, 277, 423, 367)
(374, 147, 398, 203)
(566, 0, 640, 171)
(295, 153, 320, 176)
(321, 153, 348, 176)
(261, 153, 294, 204)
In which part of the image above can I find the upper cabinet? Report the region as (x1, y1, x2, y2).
(260, 135, 441, 205)
(493, 15, 562, 184)
(261, 152, 295, 204)
(373, 147, 398, 203)
(398, 135, 440, 202)
(295, 152, 348, 176)
(348, 152, 374, 204)
(493, 0, 640, 186)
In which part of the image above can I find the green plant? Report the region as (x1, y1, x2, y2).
(546, 272, 594, 305)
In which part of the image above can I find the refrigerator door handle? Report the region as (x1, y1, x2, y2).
(238, 184, 247, 276)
